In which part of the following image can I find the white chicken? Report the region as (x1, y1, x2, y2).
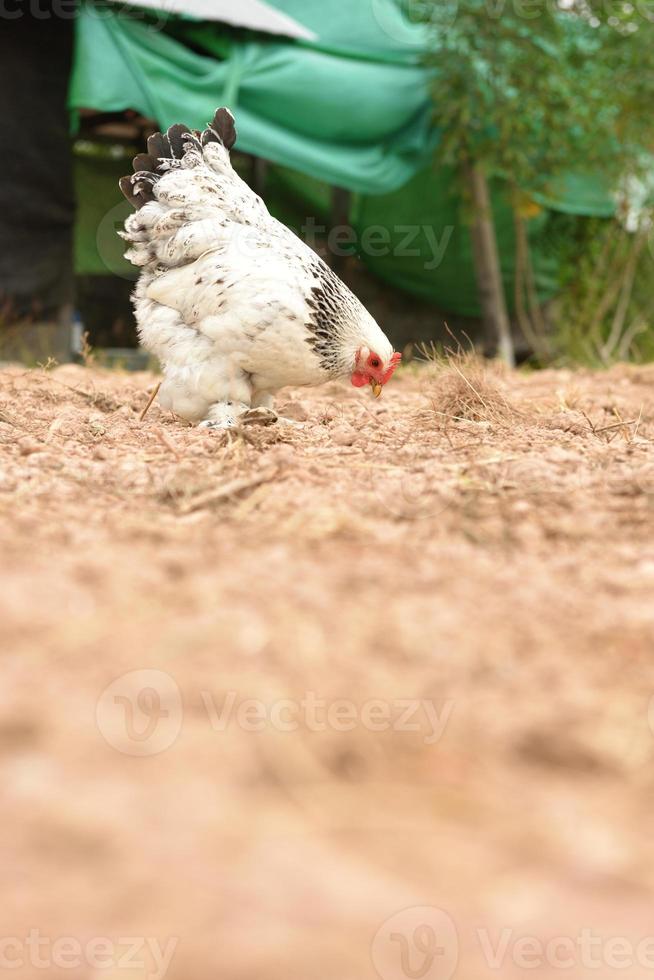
(119, 108, 401, 428)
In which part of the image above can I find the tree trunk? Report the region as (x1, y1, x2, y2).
(463, 160, 515, 367)
(513, 207, 548, 360)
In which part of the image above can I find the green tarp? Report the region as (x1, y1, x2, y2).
(70, 3, 437, 195)
(69, 0, 616, 314)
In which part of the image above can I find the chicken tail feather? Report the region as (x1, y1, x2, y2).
(119, 107, 237, 210)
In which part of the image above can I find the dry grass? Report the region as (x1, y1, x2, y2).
(418, 345, 517, 426)
(2, 360, 654, 979)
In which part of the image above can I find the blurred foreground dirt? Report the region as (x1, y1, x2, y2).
(2, 359, 654, 980)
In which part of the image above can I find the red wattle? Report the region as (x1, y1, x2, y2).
(381, 351, 402, 385)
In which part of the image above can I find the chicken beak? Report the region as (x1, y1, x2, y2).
(371, 382, 382, 398)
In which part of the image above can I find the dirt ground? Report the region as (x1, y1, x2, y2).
(2, 357, 654, 980)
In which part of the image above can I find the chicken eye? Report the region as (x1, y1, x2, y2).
(370, 358, 380, 368)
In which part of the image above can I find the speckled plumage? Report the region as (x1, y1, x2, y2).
(119, 108, 395, 425)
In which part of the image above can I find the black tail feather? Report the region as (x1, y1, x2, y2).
(120, 107, 237, 209)
(132, 153, 156, 174)
(119, 175, 140, 209)
(211, 107, 236, 151)
(146, 132, 169, 160)
(165, 122, 191, 160)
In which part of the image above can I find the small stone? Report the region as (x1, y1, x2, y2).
(278, 401, 309, 422)
(330, 426, 356, 446)
(546, 412, 587, 436)
(18, 438, 41, 456)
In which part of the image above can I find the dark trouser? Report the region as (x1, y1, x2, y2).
(0, 8, 75, 330)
